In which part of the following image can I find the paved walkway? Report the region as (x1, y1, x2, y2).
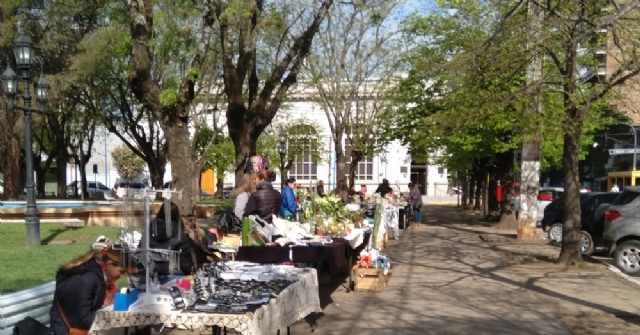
(288, 205, 569, 335)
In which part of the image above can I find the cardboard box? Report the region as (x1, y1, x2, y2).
(353, 267, 391, 292)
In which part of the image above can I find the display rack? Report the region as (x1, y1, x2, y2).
(116, 188, 184, 291)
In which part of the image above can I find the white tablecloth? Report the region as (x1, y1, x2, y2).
(89, 268, 321, 335)
(343, 228, 369, 249)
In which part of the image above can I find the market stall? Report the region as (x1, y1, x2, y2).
(89, 265, 320, 335)
(235, 228, 371, 288)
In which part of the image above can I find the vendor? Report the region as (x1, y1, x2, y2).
(50, 247, 125, 335)
(280, 177, 297, 219)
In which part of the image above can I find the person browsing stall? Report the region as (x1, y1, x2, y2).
(233, 173, 257, 218)
(375, 178, 393, 197)
(332, 179, 350, 203)
(244, 170, 281, 224)
(280, 177, 297, 219)
(50, 247, 126, 335)
(408, 182, 423, 222)
(316, 180, 326, 197)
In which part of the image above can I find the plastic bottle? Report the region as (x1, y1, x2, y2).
(241, 218, 250, 246)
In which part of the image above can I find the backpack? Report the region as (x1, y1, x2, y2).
(13, 316, 50, 335)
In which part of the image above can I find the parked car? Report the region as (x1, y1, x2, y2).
(603, 186, 640, 275)
(537, 187, 565, 220)
(115, 181, 149, 199)
(223, 186, 234, 199)
(536, 186, 590, 221)
(542, 192, 619, 255)
(66, 181, 111, 198)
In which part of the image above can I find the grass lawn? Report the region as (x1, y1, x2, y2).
(0, 199, 232, 294)
(0, 222, 122, 294)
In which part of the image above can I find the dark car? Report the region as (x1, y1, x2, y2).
(542, 192, 619, 255)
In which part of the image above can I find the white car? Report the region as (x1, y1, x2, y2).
(536, 187, 589, 220)
(66, 181, 111, 198)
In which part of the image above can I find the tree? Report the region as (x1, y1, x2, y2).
(384, 1, 530, 219)
(126, 0, 225, 211)
(204, 0, 334, 184)
(306, 0, 401, 189)
(533, 1, 640, 264)
(111, 144, 146, 181)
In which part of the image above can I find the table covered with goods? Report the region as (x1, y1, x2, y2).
(213, 188, 401, 292)
(89, 262, 320, 335)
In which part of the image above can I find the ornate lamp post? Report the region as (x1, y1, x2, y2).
(1, 31, 50, 246)
(278, 131, 288, 189)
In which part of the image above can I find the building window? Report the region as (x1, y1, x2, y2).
(288, 125, 318, 181)
(345, 139, 373, 181)
(356, 158, 374, 180)
(438, 167, 445, 175)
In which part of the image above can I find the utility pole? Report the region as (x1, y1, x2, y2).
(518, 0, 544, 240)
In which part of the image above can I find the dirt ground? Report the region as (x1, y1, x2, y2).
(455, 208, 640, 335)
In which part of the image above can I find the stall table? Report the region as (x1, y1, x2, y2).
(236, 229, 370, 290)
(88, 268, 321, 335)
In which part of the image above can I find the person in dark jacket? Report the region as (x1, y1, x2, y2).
(50, 247, 125, 335)
(316, 180, 326, 197)
(375, 178, 393, 197)
(280, 177, 297, 219)
(244, 170, 281, 224)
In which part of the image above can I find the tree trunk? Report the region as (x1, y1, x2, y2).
(230, 105, 259, 184)
(335, 138, 347, 188)
(2, 110, 24, 200)
(460, 172, 469, 209)
(497, 160, 517, 229)
(518, 0, 544, 240)
(558, 111, 584, 264)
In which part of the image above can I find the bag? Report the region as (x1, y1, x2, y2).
(57, 302, 89, 335)
(217, 209, 242, 233)
(13, 316, 50, 335)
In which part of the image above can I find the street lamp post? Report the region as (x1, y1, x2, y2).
(1, 31, 50, 247)
(623, 122, 637, 171)
(278, 131, 288, 189)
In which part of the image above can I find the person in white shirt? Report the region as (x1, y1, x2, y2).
(233, 173, 257, 218)
(611, 184, 620, 192)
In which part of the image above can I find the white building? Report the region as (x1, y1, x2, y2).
(66, 88, 449, 197)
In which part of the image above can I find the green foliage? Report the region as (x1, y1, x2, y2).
(385, 1, 529, 171)
(111, 145, 146, 180)
(159, 88, 179, 107)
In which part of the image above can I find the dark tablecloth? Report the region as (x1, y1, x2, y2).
(236, 239, 351, 276)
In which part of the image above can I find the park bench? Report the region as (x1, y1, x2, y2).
(0, 281, 55, 335)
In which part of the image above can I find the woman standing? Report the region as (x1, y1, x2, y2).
(244, 170, 281, 224)
(50, 247, 125, 335)
(233, 173, 257, 218)
(280, 177, 297, 219)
